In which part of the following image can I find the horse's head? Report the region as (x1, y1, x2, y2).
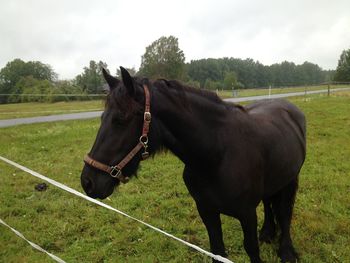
(81, 67, 150, 199)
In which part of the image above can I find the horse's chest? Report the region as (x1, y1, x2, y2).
(184, 175, 214, 202)
(182, 168, 233, 211)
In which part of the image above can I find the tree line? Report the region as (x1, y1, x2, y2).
(1, 35, 349, 104)
(187, 58, 334, 89)
(139, 36, 348, 89)
(0, 59, 111, 104)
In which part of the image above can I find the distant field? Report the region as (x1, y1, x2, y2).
(1, 84, 349, 120)
(0, 100, 104, 120)
(217, 84, 350, 98)
(0, 92, 350, 262)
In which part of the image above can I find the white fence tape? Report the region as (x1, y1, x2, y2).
(0, 155, 233, 263)
(0, 218, 66, 263)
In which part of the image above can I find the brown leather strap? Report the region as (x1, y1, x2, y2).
(115, 143, 144, 170)
(84, 84, 151, 183)
(84, 155, 112, 174)
(142, 84, 151, 135)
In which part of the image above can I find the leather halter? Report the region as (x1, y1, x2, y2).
(83, 84, 151, 183)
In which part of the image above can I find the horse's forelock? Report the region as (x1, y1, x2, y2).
(105, 85, 141, 116)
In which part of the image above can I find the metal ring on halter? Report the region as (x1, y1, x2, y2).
(139, 135, 148, 146)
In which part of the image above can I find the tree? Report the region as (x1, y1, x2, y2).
(334, 48, 350, 82)
(75, 60, 108, 93)
(139, 36, 185, 80)
(187, 59, 221, 88)
(187, 57, 329, 89)
(0, 59, 57, 103)
(223, 71, 238, 90)
(298, 62, 324, 85)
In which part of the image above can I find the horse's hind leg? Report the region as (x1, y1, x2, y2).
(259, 198, 276, 243)
(272, 178, 299, 263)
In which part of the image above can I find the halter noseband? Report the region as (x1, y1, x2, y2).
(83, 84, 151, 184)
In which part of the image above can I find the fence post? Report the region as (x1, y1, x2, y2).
(304, 86, 307, 101)
(328, 84, 330, 96)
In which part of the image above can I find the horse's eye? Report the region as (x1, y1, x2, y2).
(113, 119, 126, 126)
(112, 113, 128, 126)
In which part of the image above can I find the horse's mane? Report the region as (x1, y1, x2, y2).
(104, 77, 244, 112)
(153, 79, 245, 111)
(154, 79, 224, 104)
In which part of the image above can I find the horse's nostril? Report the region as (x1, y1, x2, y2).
(83, 177, 94, 194)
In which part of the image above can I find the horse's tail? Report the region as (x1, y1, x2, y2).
(287, 104, 307, 162)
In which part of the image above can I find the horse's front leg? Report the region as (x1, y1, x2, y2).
(239, 208, 263, 263)
(183, 166, 227, 262)
(196, 203, 227, 263)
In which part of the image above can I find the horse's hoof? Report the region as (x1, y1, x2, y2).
(259, 227, 276, 243)
(278, 246, 299, 263)
(250, 258, 264, 263)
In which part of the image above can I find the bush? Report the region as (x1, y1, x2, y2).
(9, 77, 94, 103)
(205, 79, 223, 90)
(50, 80, 87, 102)
(15, 76, 53, 102)
(185, 80, 200, 89)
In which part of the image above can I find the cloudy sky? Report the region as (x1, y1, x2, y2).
(1, 0, 349, 79)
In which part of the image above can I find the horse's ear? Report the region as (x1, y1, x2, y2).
(120, 66, 135, 97)
(102, 68, 119, 90)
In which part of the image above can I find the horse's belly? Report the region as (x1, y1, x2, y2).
(263, 156, 304, 196)
(261, 132, 305, 195)
(184, 171, 262, 216)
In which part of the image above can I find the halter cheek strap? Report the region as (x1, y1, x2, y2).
(83, 84, 151, 184)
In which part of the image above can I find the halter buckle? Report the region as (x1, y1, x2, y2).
(144, 112, 151, 122)
(109, 166, 122, 178)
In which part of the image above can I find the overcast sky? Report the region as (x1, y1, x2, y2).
(1, 0, 349, 79)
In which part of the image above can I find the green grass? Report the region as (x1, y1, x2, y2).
(0, 100, 104, 120)
(217, 84, 350, 99)
(0, 92, 350, 262)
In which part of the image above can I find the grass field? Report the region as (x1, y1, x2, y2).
(0, 100, 104, 120)
(1, 84, 349, 120)
(0, 92, 349, 262)
(217, 84, 350, 99)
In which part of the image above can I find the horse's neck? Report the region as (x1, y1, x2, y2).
(152, 88, 228, 166)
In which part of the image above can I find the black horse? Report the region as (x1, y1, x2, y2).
(81, 67, 306, 263)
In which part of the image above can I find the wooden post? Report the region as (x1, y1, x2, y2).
(304, 86, 307, 101)
(328, 84, 330, 96)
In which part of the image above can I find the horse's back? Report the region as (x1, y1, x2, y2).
(245, 99, 306, 141)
